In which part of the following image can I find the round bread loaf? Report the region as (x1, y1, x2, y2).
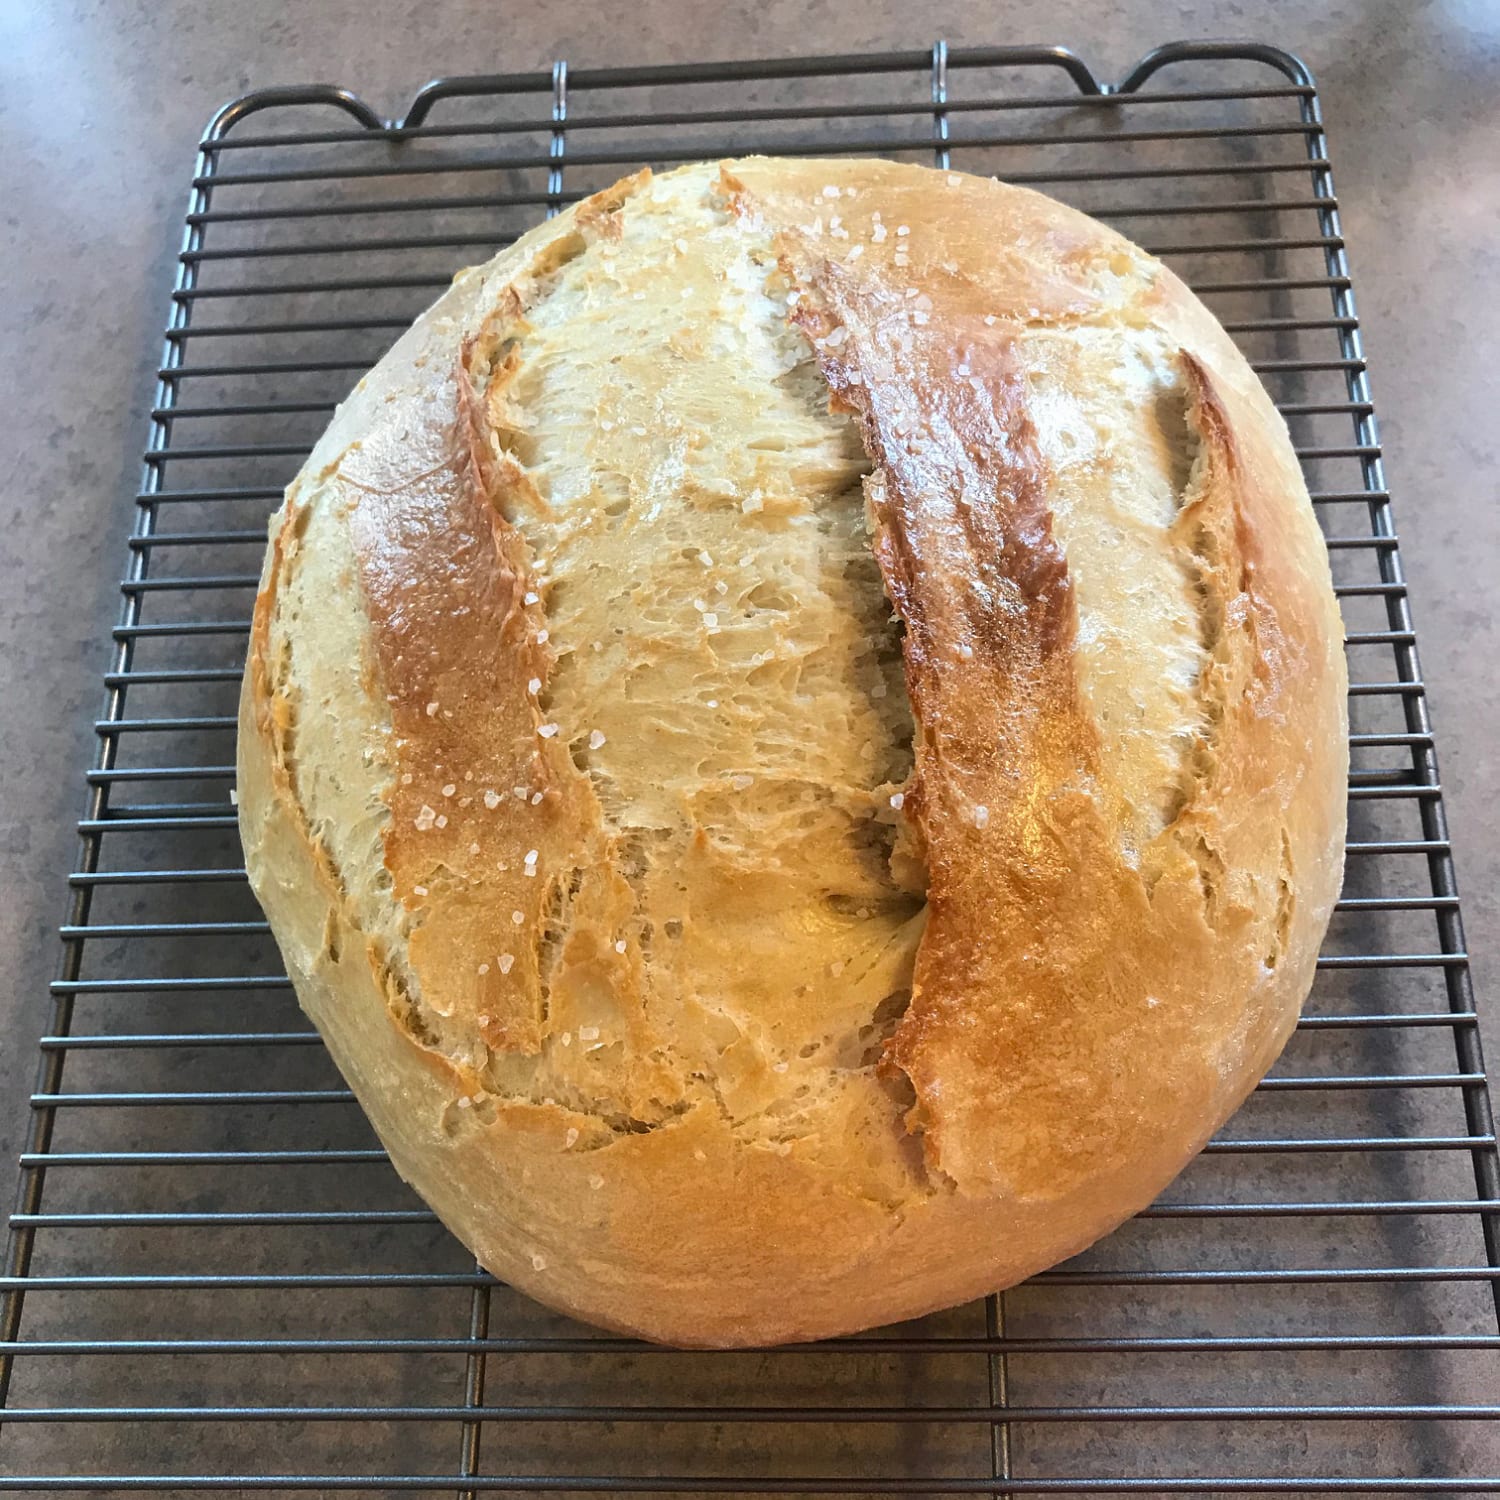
(238, 157, 1347, 1346)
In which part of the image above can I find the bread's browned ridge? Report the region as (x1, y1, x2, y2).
(238, 157, 1347, 1346)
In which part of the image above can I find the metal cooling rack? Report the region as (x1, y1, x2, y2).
(2, 37, 1497, 1496)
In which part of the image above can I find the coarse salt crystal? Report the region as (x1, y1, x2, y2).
(524, 590, 539, 605)
(588, 1173, 604, 1189)
(524, 849, 539, 866)
(825, 325, 848, 346)
(614, 939, 627, 954)
(872, 222, 887, 242)
(896, 224, 910, 236)
(441, 783, 456, 797)
(484, 789, 502, 809)
(974, 804, 991, 829)
(957, 642, 973, 659)
(578, 1026, 600, 1042)
(889, 791, 904, 809)
(538, 723, 559, 738)
(912, 310, 929, 325)
(741, 492, 764, 514)
(698, 550, 714, 566)
(830, 961, 845, 977)
(702, 612, 718, 629)
(457, 1096, 471, 1109)
(477, 962, 490, 975)
(415, 805, 437, 831)
(693, 1149, 708, 1162)
(731, 773, 754, 790)
(947, 173, 962, 186)
(425, 702, 439, 717)
(561, 1031, 572, 1046)
(705, 699, 718, 708)
(846, 244, 863, 260)
(435, 814, 447, 828)
(984, 314, 997, 325)
(565, 1127, 579, 1148)
(773, 1061, 789, 1073)
(228, 787, 238, 806)
(536, 629, 549, 644)
(531, 1253, 547, 1271)
(468, 841, 480, 855)
(527, 677, 541, 695)
(674, 237, 688, 253)
(531, 792, 543, 805)
(413, 884, 428, 897)
(821, 184, 840, 198)
(588, 729, 607, 750)
(401, 772, 413, 785)
(512, 910, 525, 924)
(498, 953, 515, 974)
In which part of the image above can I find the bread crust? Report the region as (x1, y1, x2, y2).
(238, 157, 1346, 1346)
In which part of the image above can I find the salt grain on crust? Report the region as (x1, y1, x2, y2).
(498, 953, 515, 974)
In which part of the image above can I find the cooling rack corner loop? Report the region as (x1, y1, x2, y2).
(1113, 38, 1317, 94)
(204, 84, 389, 146)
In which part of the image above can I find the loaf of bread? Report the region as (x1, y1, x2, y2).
(238, 157, 1347, 1346)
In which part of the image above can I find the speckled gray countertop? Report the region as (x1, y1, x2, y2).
(0, 0, 1497, 1485)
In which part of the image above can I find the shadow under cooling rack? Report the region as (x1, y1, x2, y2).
(1, 36, 1498, 1498)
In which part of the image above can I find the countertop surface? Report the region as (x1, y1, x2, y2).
(0, 0, 1497, 1479)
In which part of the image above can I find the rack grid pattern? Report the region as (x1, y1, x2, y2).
(2, 38, 1497, 1496)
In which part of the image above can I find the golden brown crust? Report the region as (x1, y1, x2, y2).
(239, 157, 1347, 1345)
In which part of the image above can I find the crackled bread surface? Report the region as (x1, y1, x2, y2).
(238, 158, 1347, 1346)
